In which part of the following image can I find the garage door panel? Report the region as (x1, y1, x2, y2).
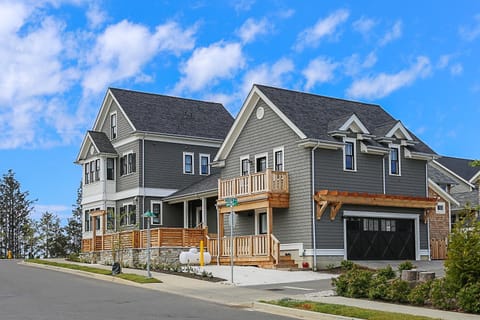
(347, 217, 415, 260)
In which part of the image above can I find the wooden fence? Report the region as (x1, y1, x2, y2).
(430, 238, 447, 260)
(81, 227, 206, 252)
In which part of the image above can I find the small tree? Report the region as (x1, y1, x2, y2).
(65, 183, 82, 254)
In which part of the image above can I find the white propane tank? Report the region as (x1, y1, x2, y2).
(179, 248, 212, 265)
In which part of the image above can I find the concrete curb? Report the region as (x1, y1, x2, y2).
(252, 302, 361, 320)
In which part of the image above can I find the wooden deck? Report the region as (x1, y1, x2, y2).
(81, 227, 206, 252)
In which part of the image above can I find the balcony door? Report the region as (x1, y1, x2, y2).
(256, 156, 267, 173)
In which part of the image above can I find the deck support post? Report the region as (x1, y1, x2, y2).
(91, 215, 96, 252)
(183, 200, 188, 228)
(201, 197, 207, 228)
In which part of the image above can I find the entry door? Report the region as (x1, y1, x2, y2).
(346, 217, 415, 260)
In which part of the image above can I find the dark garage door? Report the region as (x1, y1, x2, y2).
(346, 217, 415, 260)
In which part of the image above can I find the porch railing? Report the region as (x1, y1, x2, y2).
(218, 169, 288, 199)
(82, 227, 206, 252)
(206, 233, 280, 264)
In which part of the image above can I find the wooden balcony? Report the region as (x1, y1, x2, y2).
(81, 227, 207, 253)
(206, 233, 280, 267)
(217, 169, 289, 213)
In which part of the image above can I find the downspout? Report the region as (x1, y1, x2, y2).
(382, 155, 386, 194)
(426, 162, 430, 261)
(311, 141, 320, 271)
(142, 134, 146, 229)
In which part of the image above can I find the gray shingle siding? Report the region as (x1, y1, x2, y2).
(385, 148, 427, 197)
(100, 100, 133, 141)
(143, 140, 220, 190)
(116, 140, 141, 192)
(221, 100, 313, 247)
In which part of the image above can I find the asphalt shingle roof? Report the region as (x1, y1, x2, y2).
(256, 85, 435, 154)
(110, 88, 234, 140)
(437, 156, 480, 181)
(451, 191, 479, 209)
(88, 131, 117, 154)
(428, 163, 458, 185)
(164, 173, 219, 201)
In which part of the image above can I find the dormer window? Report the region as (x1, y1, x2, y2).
(110, 112, 117, 140)
(343, 138, 356, 171)
(389, 145, 401, 176)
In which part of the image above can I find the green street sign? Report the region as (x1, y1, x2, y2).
(143, 210, 155, 218)
(225, 197, 238, 207)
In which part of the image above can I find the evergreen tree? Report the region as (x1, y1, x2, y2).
(0, 170, 35, 258)
(65, 183, 82, 254)
(21, 219, 40, 258)
(38, 212, 66, 258)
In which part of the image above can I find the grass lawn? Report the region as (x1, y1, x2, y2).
(268, 298, 441, 320)
(25, 259, 161, 284)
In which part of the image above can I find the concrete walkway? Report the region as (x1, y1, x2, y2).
(24, 259, 480, 320)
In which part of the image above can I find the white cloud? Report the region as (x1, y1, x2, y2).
(32, 204, 72, 222)
(174, 42, 245, 93)
(237, 17, 270, 44)
(83, 20, 196, 94)
(241, 58, 294, 96)
(379, 20, 402, 46)
(294, 9, 349, 51)
(450, 63, 463, 76)
(343, 52, 377, 76)
(437, 54, 451, 69)
(233, 0, 255, 12)
(302, 57, 338, 90)
(352, 16, 377, 37)
(346, 56, 431, 99)
(459, 14, 480, 41)
(86, 2, 107, 29)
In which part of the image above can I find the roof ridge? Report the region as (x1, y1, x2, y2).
(109, 87, 224, 106)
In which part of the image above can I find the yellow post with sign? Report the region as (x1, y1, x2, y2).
(199, 240, 204, 266)
(7, 250, 13, 259)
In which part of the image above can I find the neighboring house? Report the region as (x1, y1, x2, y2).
(75, 88, 234, 254)
(211, 84, 438, 268)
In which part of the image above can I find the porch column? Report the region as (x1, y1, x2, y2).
(219, 211, 224, 238)
(267, 206, 273, 235)
(201, 197, 207, 228)
(183, 200, 188, 228)
(91, 215, 96, 252)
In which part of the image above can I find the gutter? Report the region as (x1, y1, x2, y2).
(311, 141, 320, 271)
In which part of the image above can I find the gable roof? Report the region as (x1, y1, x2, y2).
(436, 156, 480, 182)
(256, 85, 434, 154)
(75, 131, 117, 163)
(108, 88, 234, 140)
(428, 163, 458, 185)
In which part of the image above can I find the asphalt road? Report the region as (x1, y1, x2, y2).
(0, 260, 293, 320)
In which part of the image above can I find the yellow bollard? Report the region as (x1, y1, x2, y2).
(199, 240, 204, 267)
(7, 250, 12, 259)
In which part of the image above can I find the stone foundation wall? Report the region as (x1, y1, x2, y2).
(80, 247, 191, 268)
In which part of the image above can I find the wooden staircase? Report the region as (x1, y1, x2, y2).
(274, 254, 298, 270)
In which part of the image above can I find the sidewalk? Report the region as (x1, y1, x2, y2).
(26, 259, 480, 320)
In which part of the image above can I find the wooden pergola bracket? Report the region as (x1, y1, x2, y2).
(330, 202, 343, 221)
(316, 201, 329, 220)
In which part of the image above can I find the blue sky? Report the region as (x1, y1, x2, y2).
(1, 0, 479, 222)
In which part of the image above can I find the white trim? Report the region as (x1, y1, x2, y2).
(339, 114, 370, 134)
(431, 160, 476, 190)
(82, 187, 177, 204)
(385, 121, 413, 141)
(150, 201, 163, 225)
(344, 210, 421, 260)
(280, 243, 304, 254)
(343, 137, 357, 172)
(213, 86, 307, 163)
(298, 139, 344, 150)
(388, 144, 401, 176)
(254, 152, 269, 172)
(419, 249, 430, 257)
(428, 178, 459, 206)
(112, 134, 222, 151)
(110, 111, 117, 140)
(183, 152, 195, 175)
(359, 142, 389, 155)
(199, 153, 210, 176)
(93, 90, 136, 134)
(470, 170, 480, 184)
(273, 146, 285, 171)
(343, 218, 348, 260)
(239, 155, 250, 176)
(436, 201, 446, 214)
(254, 210, 267, 235)
(403, 148, 438, 161)
(304, 249, 345, 256)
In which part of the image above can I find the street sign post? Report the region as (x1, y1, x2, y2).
(225, 197, 238, 284)
(143, 210, 155, 278)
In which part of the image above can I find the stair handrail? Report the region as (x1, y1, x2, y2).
(270, 234, 280, 264)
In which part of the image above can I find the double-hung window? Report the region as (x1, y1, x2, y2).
(151, 202, 162, 225)
(85, 163, 90, 184)
(389, 145, 401, 175)
(106, 207, 115, 230)
(120, 204, 136, 226)
(199, 154, 210, 175)
(89, 160, 95, 182)
(273, 147, 284, 171)
(110, 113, 117, 139)
(344, 138, 356, 171)
(120, 153, 136, 176)
(183, 152, 194, 174)
(84, 210, 91, 231)
(240, 157, 250, 176)
(95, 159, 100, 181)
(107, 158, 115, 180)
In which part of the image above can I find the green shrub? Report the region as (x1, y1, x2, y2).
(340, 260, 355, 271)
(377, 265, 396, 279)
(332, 267, 373, 298)
(457, 282, 480, 313)
(408, 280, 432, 306)
(66, 253, 81, 262)
(386, 279, 411, 303)
(368, 275, 389, 300)
(430, 278, 457, 310)
(398, 261, 414, 272)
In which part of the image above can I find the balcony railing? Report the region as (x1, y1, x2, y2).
(218, 169, 289, 199)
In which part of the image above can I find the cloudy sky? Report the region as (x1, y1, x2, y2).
(0, 0, 479, 222)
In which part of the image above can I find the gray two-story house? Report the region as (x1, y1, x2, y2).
(76, 88, 234, 253)
(211, 85, 437, 268)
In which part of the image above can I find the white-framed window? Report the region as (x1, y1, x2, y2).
(183, 152, 194, 174)
(84, 210, 91, 232)
(84, 159, 100, 184)
(110, 112, 117, 140)
(436, 202, 446, 214)
(119, 203, 136, 226)
(343, 137, 357, 171)
(106, 207, 115, 230)
(120, 152, 136, 176)
(273, 147, 284, 171)
(240, 155, 250, 176)
(84, 162, 90, 184)
(199, 154, 210, 175)
(389, 144, 401, 176)
(107, 158, 115, 180)
(151, 201, 163, 225)
(255, 152, 268, 173)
